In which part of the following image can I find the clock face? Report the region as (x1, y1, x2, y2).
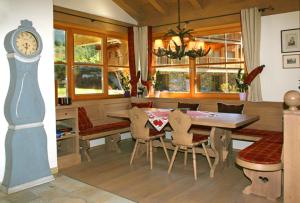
(15, 31, 38, 56)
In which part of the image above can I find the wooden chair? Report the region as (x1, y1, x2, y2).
(168, 110, 212, 180)
(129, 107, 170, 169)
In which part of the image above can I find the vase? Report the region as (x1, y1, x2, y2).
(154, 91, 160, 98)
(124, 91, 131, 97)
(239, 92, 247, 101)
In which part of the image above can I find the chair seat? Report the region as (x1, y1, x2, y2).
(79, 121, 130, 136)
(149, 129, 164, 137)
(192, 134, 209, 143)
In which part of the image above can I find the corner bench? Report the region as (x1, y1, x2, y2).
(78, 107, 130, 161)
(235, 129, 283, 201)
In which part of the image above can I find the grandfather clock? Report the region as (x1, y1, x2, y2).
(1, 20, 54, 193)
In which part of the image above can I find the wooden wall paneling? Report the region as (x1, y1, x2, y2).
(284, 110, 300, 203)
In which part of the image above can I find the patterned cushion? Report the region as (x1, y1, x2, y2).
(178, 102, 199, 111)
(192, 134, 209, 143)
(189, 125, 211, 132)
(131, 102, 153, 108)
(79, 121, 130, 136)
(217, 103, 244, 114)
(78, 107, 93, 131)
(238, 140, 282, 164)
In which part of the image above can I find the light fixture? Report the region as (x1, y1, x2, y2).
(153, 0, 210, 60)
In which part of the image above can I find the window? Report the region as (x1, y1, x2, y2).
(54, 25, 129, 100)
(152, 40, 190, 94)
(152, 30, 244, 98)
(195, 32, 244, 93)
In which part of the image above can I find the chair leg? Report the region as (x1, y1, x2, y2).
(192, 146, 197, 180)
(160, 137, 170, 162)
(168, 146, 179, 174)
(146, 141, 149, 162)
(150, 140, 153, 170)
(202, 143, 212, 169)
(184, 149, 188, 166)
(130, 139, 139, 166)
(80, 140, 91, 162)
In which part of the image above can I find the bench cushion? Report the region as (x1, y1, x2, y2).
(178, 102, 199, 111)
(233, 128, 283, 139)
(79, 121, 130, 136)
(78, 107, 93, 131)
(238, 140, 282, 165)
(218, 103, 244, 114)
(131, 102, 153, 108)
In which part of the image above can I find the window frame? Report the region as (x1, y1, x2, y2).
(54, 22, 129, 101)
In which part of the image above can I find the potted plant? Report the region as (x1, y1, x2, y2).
(235, 69, 248, 101)
(153, 71, 163, 97)
(120, 72, 131, 97)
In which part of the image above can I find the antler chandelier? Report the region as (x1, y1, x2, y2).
(153, 0, 210, 60)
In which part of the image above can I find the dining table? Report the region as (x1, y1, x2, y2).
(107, 108, 259, 178)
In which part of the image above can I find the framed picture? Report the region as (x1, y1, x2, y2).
(282, 54, 300, 69)
(281, 28, 300, 53)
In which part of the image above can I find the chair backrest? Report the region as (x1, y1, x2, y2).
(129, 107, 150, 140)
(168, 110, 193, 146)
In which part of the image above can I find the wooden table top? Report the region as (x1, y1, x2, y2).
(107, 108, 259, 129)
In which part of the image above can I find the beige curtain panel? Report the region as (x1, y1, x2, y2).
(241, 7, 262, 101)
(133, 26, 149, 82)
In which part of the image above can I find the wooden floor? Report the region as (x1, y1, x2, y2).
(61, 139, 282, 203)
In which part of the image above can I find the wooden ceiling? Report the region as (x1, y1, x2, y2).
(113, 0, 299, 28)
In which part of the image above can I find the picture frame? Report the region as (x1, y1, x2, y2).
(281, 28, 300, 53)
(282, 54, 300, 69)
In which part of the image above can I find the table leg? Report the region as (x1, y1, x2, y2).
(209, 127, 232, 178)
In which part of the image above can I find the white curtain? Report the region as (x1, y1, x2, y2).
(241, 7, 262, 101)
(133, 26, 148, 82)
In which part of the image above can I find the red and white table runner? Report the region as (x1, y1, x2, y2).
(146, 109, 217, 131)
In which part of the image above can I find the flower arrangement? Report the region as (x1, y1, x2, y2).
(235, 69, 248, 93)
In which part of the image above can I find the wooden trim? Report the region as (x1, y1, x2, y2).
(153, 22, 241, 39)
(54, 22, 128, 39)
(236, 157, 282, 172)
(54, 6, 135, 28)
(50, 167, 58, 175)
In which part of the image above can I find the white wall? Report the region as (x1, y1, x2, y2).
(53, 0, 137, 25)
(260, 11, 300, 102)
(0, 0, 56, 182)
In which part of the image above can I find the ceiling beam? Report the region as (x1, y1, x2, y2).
(188, 0, 203, 9)
(112, 0, 140, 19)
(148, 0, 166, 15)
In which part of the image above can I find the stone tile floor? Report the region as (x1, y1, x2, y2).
(0, 175, 135, 203)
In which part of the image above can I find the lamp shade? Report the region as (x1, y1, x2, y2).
(154, 39, 164, 49)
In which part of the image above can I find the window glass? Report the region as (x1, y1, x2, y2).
(74, 34, 103, 64)
(54, 29, 68, 98)
(74, 66, 103, 94)
(196, 66, 238, 93)
(107, 38, 128, 66)
(54, 29, 66, 63)
(55, 64, 67, 97)
(155, 67, 190, 92)
(108, 67, 130, 95)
